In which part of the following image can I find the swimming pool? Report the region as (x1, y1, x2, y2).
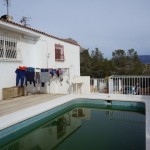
(0, 99, 145, 150)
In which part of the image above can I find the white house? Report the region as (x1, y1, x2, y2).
(0, 17, 88, 100)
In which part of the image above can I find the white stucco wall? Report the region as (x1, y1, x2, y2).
(0, 22, 80, 100)
(72, 76, 90, 94)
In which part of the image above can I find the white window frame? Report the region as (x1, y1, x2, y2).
(0, 34, 21, 61)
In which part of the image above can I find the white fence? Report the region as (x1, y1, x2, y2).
(90, 76, 150, 96)
(90, 78, 108, 93)
(109, 75, 150, 95)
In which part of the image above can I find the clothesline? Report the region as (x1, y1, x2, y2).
(15, 66, 69, 87)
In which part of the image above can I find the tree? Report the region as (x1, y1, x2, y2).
(80, 49, 92, 76)
(91, 48, 104, 61)
(112, 49, 127, 74)
(126, 49, 143, 75)
(90, 48, 104, 78)
(80, 47, 144, 78)
(112, 48, 143, 75)
(102, 59, 115, 77)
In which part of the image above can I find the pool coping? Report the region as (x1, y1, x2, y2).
(0, 93, 149, 150)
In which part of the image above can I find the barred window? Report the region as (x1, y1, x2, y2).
(55, 44, 64, 61)
(0, 34, 20, 61)
(0, 40, 4, 58)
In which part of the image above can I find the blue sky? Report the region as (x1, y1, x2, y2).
(0, 0, 150, 58)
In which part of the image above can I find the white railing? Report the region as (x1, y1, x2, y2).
(109, 75, 150, 95)
(90, 76, 150, 96)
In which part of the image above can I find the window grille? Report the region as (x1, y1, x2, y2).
(55, 44, 64, 61)
(0, 34, 21, 61)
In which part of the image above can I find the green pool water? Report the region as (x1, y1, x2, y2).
(0, 100, 145, 150)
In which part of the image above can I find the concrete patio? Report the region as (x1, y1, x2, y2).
(0, 94, 65, 117)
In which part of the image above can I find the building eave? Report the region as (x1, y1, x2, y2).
(0, 19, 41, 38)
(0, 18, 80, 46)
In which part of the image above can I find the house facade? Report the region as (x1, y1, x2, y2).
(0, 18, 81, 100)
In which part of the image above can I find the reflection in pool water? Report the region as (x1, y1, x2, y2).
(0, 106, 145, 150)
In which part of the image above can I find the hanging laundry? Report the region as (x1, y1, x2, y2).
(49, 69, 52, 77)
(41, 69, 50, 87)
(35, 68, 41, 72)
(19, 66, 27, 71)
(35, 68, 41, 84)
(61, 68, 67, 76)
(26, 67, 35, 72)
(50, 69, 56, 77)
(25, 68, 35, 87)
(59, 69, 63, 75)
(35, 72, 40, 84)
(41, 82, 45, 87)
(15, 68, 26, 87)
(56, 69, 60, 77)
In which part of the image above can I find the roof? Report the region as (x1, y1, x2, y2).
(63, 38, 79, 45)
(138, 55, 150, 65)
(0, 18, 79, 46)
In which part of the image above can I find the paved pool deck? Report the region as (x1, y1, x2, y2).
(0, 94, 65, 116)
(0, 93, 150, 150)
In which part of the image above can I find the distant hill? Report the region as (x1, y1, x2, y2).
(138, 55, 150, 64)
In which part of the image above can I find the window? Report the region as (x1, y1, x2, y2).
(0, 34, 20, 61)
(0, 40, 4, 58)
(55, 44, 64, 61)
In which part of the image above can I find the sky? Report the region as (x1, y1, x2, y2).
(0, 0, 150, 58)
